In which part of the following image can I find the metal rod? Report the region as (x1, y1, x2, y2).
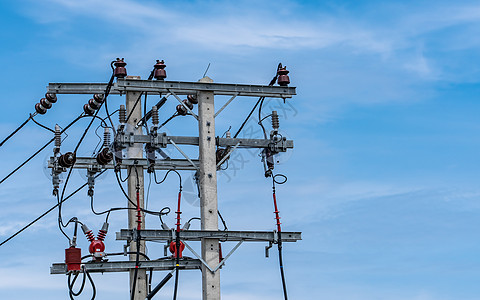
(214, 94, 237, 118)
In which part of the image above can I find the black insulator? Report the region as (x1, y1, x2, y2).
(183, 99, 193, 110)
(153, 60, 167, 80)
(35, 103, 47, 115)
(96, 148, 113, 165)
(114, 58, 127, 78)
(151, 106, 159, 125)
(216, 148, 229, 165)
(83, 103, 95, 116)
(45, 93, 57, 103)
(40, 98, 52, 109)
(277, 65, 290, 86)
(176, 104, 187, 116)
(59, 152, 76, 168)
(271, 111, 279, 130)
(187, 94, 198, 104)
(119, 105, 126, 123)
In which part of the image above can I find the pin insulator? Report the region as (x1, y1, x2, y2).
(271, 111, 279, 130)
(119, 105, 126, 123)
(187, 94, 198, 104)
(58, 152, 76, 168)
(103, 127, 111, 148)
(96, 147, 113, 165)
(277, 66, 290, 86)
(54, 124, 62, 149)
(153, 60, 167, 80)
(113, 58, 127, 78)
(176, 104, 187, 116)
(151, 105, 159, 125)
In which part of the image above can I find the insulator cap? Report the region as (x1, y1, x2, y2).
(113, 58, 127, 78)
(153, 60, 167, 80)
(45, 93, 57, 103)
(176, 104, 187, 116)
(35, 103, 47, 115)
(83, 103, 95, 115)
(187, 94, 198, 104)
(58, 152, 76, 168)
(277, 66, 290, 86)
(96, 148, 113, 165)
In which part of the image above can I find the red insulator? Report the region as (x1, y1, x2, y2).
(84, 229, 95, 243)
(277, 66, 290, 86)
(114, 58, 127, 78)
(97, 229, 107, 241)
(153, 60, 167, 80)
(45, 93, 57, 103)
(96, 148, 113, 165)
(65, 247, 82, 272)
(89, 239, 105, 255)
(169, 240, 185, 258)
(58, 152, 76, 168)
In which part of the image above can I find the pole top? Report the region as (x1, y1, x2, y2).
(198, 76, 213, 83)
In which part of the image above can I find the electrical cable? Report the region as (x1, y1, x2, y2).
(157, 113, 178, 130)
(271, 173, 288, 300)
(0, 169, 106, 248)
(30, 113, 55, 133)
(0, 115, 32, 148)
(233, 63, 280, 139)
(173, 174, 183, 300)
(217, 210, 228, 231)
(0, 114, 83, 186)
(68, 265, 96, 300)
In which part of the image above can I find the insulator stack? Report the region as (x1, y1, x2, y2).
(58, 152, 76, 168)
(119, 105, 126, 124)
(96, 148, 113, 165)
(83, 94, 104, 116)
(176, 95, 198, 116)
(103, 127, 111, 148)
(153, 60, 167, 80)
(113, 58, 127, 78)
(35, 93, 57, 115)
(82, 224, 95, 243)
(271, 111, 279, 130)
(226, 131, 231, 139)
(151, 105, 159, 125)
(54, 124, 61, 149)
(97, 222, 108, 241)
(277, 65, 290, 86)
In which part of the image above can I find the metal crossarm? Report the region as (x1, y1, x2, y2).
(116, 230, 302, 242)
(47, 80, 296, 98)
(50, 258, 201, 274)
(47, 157, 200, 170)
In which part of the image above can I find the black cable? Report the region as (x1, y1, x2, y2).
(82, 252, 150, 261)
(217, 210, 228, 231)
(30, 114, 55, 133)
(0, 114, 83, 186)
(0, 169, 106, 247)
(157, 113, 178, 130)
(0, 115, 31, 148)
(68, 270, 87, 298)
(233, 63, 280, 139)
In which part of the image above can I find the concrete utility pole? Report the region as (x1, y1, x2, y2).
(197, 76, 221, 300)
(126, 76, 147, 300)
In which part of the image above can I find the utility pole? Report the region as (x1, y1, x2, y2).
(126, 76, 147, 300)
(197, 76, 221, 300)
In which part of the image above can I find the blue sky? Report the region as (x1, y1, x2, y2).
(1, 0, 480, 299)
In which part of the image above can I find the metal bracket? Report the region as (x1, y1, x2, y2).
(214, 94, 238, 118)
(169, 138, 200, 171)
(216, 142, 241, 169)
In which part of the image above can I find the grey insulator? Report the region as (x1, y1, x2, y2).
(103, 127, 111, 147)
(271, 111, 279, 130)
(151, 105, 159, 125)
(119, 105, 126, 123)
